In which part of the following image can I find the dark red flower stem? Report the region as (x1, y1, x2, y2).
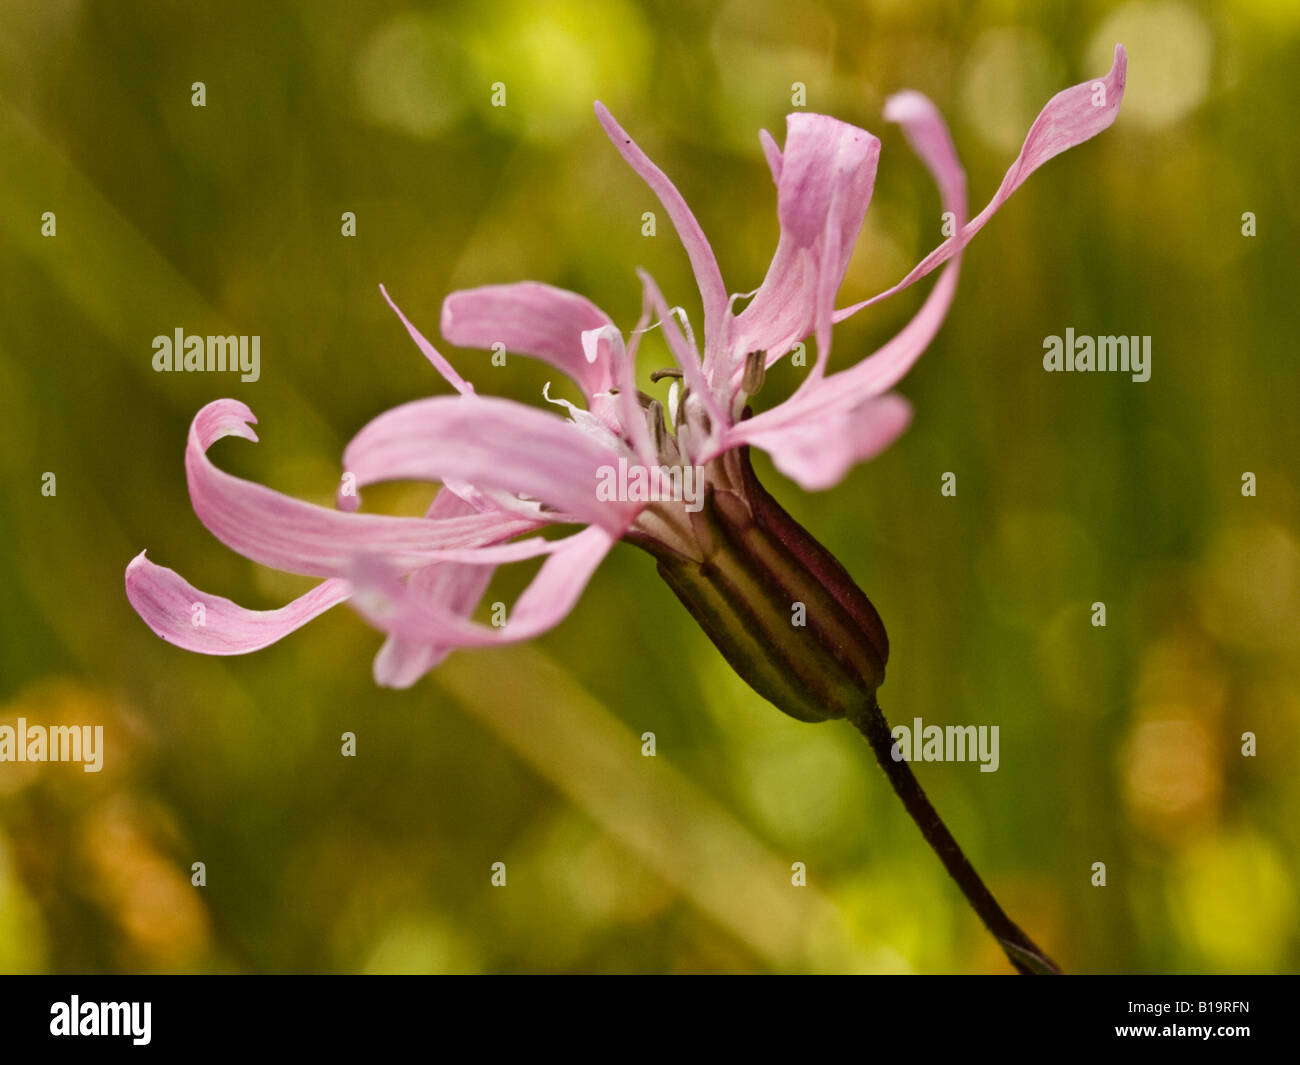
(848, 699, 1062, 974)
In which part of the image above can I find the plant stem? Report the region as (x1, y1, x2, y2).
(848, 699, 1061, 975)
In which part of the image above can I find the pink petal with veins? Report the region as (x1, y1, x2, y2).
(441, 282, 616, 400)
(125, 552, 351, 654)
(185, 400, 538, 577)
(354, 525, 617, 650)
(743, 394, 913, 491)
(834, 43, 1128, 322)
(341, 394, 639, 535)
(372, 489, 498, 688)
(731, 114, 880, 373)
(724, 91, 967, 489)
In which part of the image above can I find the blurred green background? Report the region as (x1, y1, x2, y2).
(1, 0, 1298, 974)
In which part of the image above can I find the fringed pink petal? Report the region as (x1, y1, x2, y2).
(340, 394, 640, 535)
(354, 525, 617, 650)
(722, 91, 967, 489)
(730, 114, 881, 376)
(185, 400, 538, 577)
(834, 43, 1128, 323)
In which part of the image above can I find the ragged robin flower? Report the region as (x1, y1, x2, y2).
(126, 45, 1127, 973)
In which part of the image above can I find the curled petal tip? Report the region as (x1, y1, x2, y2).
(125, 551, 351, 655)
(193, 398, 259, 448)
(199, 397, 257, 425)
(1105, 43, 1128, 97)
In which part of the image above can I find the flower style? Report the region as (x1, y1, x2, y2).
(126, 46, 1127, 694)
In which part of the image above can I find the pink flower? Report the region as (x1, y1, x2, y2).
(126, 46, 1126, 688)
